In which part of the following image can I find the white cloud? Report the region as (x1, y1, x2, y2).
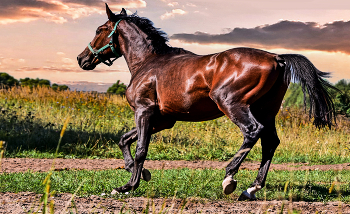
(186, 3, 196, 7)
(1, 58, 26, 65)
(161, 9, 187, 20)
(167, 2, 179, 7)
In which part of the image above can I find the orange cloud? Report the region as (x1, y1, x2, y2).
(0, 0, 146, 24)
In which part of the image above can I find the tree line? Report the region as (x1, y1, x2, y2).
(0, 72, 127, 95)
(0, 73, 69, 91)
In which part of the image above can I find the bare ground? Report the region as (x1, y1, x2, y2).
(1, 158, 350, 173)
(1, 158, 350, 213)
(1, 192, 350, 214)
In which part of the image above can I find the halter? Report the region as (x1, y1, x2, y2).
(88, 19, 122, 66)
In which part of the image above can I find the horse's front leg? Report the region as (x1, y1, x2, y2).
(112, 107, 154, 193)
(118, 128, 151, 182)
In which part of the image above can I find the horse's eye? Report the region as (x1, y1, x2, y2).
(96, 29, 101, 34)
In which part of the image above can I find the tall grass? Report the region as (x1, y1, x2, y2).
(0, 86, 350, 164)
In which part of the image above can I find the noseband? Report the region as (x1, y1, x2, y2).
(88, 19, 122, 66)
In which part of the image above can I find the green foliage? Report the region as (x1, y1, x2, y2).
(20, 77, 51, 88)
(333, 79, 350, 116)
(284, 79, 350, 117)
(283, 83, 306, 108)
(107, 80, 127, 96)
(52, 83, 69, 91)
(0, 72, 19, 88)
(0, 72, 69, 91)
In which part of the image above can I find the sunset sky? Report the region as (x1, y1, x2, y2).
(1, 0, 350, 91)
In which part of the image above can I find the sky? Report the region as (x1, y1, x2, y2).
(1, 0, 350, 91)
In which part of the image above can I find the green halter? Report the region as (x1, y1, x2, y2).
(88, 19, 122, 66)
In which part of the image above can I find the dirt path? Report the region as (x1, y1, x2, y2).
(1, 158, 350, 173)
(1, 192, 349, 214)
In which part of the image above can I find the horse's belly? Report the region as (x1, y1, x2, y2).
(159, 97, 224, 121)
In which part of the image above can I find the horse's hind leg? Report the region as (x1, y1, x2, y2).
(238, 120, 280, 200)
(216, 102, 264, 195)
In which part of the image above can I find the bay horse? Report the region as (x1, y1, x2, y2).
(77, 4, 337, 200)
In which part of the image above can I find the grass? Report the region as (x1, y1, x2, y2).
(1, 168, 350, 202)
(1, 86, 350, 164)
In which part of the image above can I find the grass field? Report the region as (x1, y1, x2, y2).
(1, 86, 350, 164)
(1, 87, 350, 213)
(1, 169, 349, 202)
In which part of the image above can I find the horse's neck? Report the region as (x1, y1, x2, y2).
(118, 21, 154, 75)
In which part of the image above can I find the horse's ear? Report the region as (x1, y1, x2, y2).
(120, 8, 127, 16)
(106, 3, 117, 21)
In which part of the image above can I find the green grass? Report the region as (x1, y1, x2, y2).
(1, 168, 349, 202)
(1, 87, 350, 164)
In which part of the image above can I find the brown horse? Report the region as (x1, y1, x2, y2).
(77, 4, 337, 200)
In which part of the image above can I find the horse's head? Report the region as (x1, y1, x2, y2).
(77, 4, 127, 70)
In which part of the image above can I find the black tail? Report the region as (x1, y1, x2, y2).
(279, 54, 339, 128)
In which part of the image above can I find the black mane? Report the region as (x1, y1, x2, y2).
(124, 15, 192, 55)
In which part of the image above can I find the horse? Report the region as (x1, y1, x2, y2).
(77, 4, 337, 200)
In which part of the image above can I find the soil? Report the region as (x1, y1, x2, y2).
(1, 159, 350, 213)
(1, 158, 350, 173)
(1, 192, 350, 214)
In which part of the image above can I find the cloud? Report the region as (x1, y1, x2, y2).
(171, 20, 350, 54)
(161, 9, 187, 20)
(167, 2, 179, 7)
(0, 57, 26, 69)
(0, 0, 146, 24)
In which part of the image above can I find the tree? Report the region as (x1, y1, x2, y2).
(334, 79, 350, 116)
(283, 83, 307, 108)
(20, 77, 51, 88)
(0, 72, 19, 88)
(107, 80, 127, 96)
(52, 83, 69, 91)
(283, 79, 350, 117)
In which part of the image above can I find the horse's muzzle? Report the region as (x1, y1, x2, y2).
(77, 54, 96, 70)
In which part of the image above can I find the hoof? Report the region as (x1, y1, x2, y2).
(111, 189, 119, 195)
(222, 176, 237, 195)
(141, 168, 151, 182)
(238, 190, 257, 201)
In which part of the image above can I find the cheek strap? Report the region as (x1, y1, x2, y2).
(87, 19, 122, 66)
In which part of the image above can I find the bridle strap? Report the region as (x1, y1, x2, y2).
(88, 19, 122, 66)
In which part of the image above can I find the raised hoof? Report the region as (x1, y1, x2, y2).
(141, 168, 151, 182)
(222, 177, 237, 195)
(238, 190, 257, 201)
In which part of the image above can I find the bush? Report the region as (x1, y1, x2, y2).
(20, 77, 51, 88)
(52, 83, 69, 91)
(107, 80, 126, 96)
(0, 73, 19, 88)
